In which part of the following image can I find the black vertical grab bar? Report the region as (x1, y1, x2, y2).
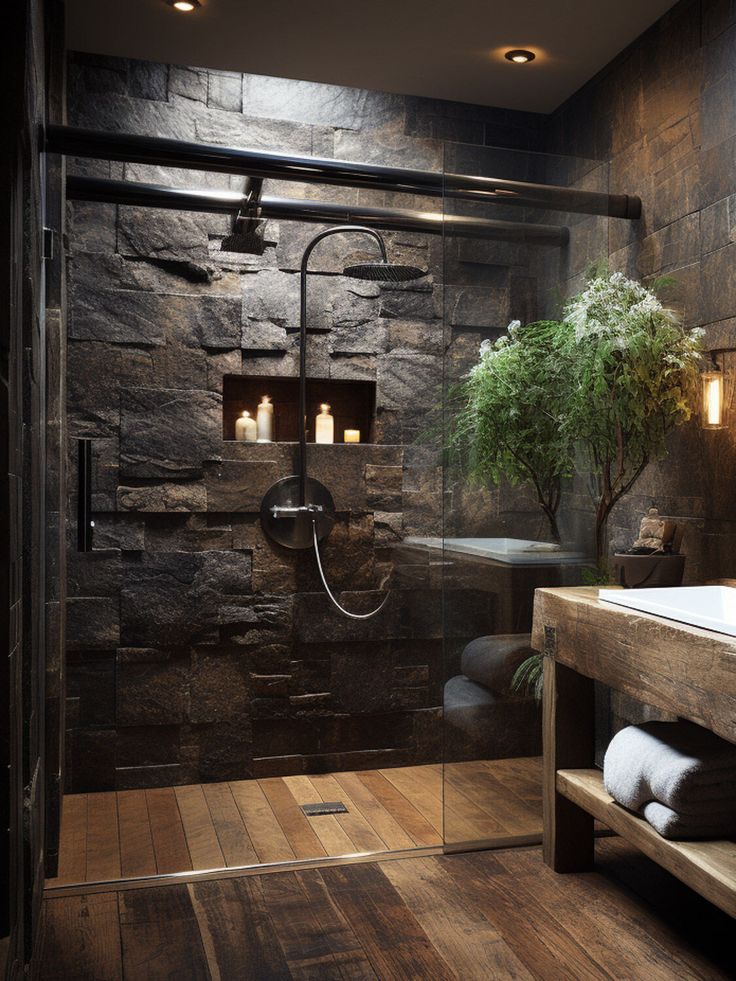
(77, 438, 94, 552)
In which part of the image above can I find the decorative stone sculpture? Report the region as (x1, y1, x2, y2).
(614, 506, 685, 588)
(633, 507, 667, 551)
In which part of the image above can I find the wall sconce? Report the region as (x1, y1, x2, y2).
(702, 358, 724, 429)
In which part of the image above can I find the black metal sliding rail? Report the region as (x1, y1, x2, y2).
(47, 124, 641, 220)
(67, 175, 570, 246)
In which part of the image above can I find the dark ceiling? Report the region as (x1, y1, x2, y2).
(66, 0, 677, 113)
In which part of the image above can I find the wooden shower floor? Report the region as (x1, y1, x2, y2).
(49, 758, 542, 885)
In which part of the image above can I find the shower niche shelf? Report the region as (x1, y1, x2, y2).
(223, 374, 376, 443)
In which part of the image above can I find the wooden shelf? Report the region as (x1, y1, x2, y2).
(223, 374, 376, 443)
(557, 768, 736, 918)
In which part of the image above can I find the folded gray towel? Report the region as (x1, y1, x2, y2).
(603, 720, 736, 813)
(641, 800, 736, 841)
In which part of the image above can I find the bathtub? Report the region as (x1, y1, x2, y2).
(403, 537, 588, 566)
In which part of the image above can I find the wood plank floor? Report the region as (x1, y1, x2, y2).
(39, 838, 735, 980)
(50, 759, 543, 885)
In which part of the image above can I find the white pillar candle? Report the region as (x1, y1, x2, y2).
(315, 403, 334, 444)
(256, 395, 274, 442)
(344, 429, 360, 443)
(235, 410, 257, 441)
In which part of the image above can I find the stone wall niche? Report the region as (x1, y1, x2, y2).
(223, 375, 377, 444)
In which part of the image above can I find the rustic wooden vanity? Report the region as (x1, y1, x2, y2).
(532, 586, 736, 918)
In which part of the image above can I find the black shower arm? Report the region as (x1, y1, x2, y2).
(298, 226, 388, 506)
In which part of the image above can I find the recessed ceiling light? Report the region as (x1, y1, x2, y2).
(167, 0, 200, 11)
(505, 49, 536, 64)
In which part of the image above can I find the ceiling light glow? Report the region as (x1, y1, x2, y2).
(167, 0, 200, 11)
(505, 49, 535, 64)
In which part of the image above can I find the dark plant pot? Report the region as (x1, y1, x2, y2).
(613, 553, 686, 589)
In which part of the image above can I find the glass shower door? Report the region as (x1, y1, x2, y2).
(440, 140, 610, 849)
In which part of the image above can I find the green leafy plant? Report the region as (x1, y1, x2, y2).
(450, 273, 703, 565)
(510, 653, 544, 702)
(581, 565, 613, 586)
(448, 319, 576, 543)
(561, 272, 703, 564)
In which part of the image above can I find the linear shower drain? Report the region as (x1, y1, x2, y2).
(301, 801, 348, 816)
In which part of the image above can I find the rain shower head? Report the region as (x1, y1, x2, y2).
(342, 261, 426, 282)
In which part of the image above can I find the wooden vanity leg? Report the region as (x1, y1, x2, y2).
(543, 656, 595, 872)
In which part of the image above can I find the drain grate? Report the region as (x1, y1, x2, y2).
(301, 801, 348, 816)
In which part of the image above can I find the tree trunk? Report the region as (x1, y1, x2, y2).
(547, 509, 562, 544)
(538, 501, 562, 543)
(595, 503, 611, 568)
(536, 481, 562, 544)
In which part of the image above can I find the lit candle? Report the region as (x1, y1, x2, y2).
(235, 410, 257, 441)
(344, 429, 360, 443)
(256, 395, 273, 442)
(315, 403, 334, 444)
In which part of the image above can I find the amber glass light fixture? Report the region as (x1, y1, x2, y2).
(702, 361, 724, 429)
(504, 49, 535, 64)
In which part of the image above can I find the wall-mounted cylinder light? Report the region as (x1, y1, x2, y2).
(702, 360, 724, 429)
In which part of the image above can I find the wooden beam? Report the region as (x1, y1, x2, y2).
(542, 657, 595, 872)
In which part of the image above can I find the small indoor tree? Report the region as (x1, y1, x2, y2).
(449, 319, 575, 543)
(562, 272, 703, 565)
(450, 272, 704, 701)
(451, 273, 703, 565)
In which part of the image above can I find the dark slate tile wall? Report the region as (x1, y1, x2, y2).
(64, 53, 544, 792)
(546, 0, 736, 581)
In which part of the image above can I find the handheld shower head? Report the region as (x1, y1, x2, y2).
(342, 261, 426, 282)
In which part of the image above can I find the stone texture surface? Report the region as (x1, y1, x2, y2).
(70, 285, 167, 345)
(64, 48, 596, 793)
(208, 71, 242, 113)
(543, 0, 736, 582)
(116, 648, 189, 725)
(66, 597, 120, 651)
(120, 387, 222, 478)
(120, 550, 252, 647)
(117, 481, 207, 512)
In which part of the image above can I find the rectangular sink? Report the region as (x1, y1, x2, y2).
(598, 585, 736, 637)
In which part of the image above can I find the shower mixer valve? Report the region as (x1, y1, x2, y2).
(260, 475, 335, 550)
(269, 503, 325, 519)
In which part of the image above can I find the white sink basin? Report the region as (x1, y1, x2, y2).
(599, 585, 736, 637)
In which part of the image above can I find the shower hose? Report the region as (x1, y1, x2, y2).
(312, 519, 389, 620)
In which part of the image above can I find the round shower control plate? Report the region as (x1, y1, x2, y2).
(260, 476, 336, 550)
